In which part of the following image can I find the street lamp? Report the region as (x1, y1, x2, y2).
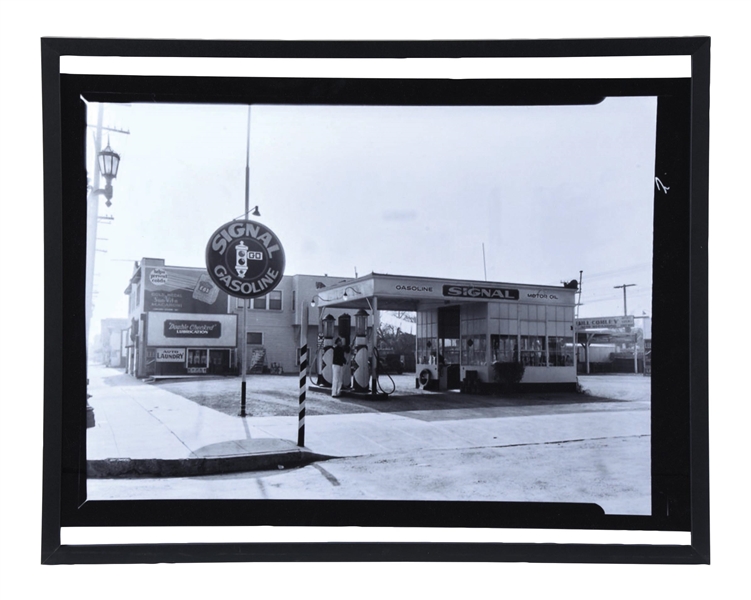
(309, 285, 361, 308)
(90, 141, 121, 207)
(342, 286, 362, 300)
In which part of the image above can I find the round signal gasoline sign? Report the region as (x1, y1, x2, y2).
(205, 219, 286, 299)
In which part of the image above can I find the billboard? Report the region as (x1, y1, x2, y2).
(575, 316, 635, 329)
(146, 312, 237, 347)
(144, 266, 229, 314)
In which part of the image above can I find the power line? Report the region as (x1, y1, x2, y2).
(583, 262, 651, 281)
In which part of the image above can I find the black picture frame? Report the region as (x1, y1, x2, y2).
(41, 36, 709, 564)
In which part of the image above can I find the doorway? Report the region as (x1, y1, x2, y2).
(438, 305, 461, 389)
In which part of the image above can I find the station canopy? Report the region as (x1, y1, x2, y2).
(312, 272, 577, 312)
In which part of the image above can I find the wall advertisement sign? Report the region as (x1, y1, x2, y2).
(205, 219, 286, 299)
(146, 312, 237, 347)
(155, 348, 186, 362)
(144, 266, 228, 314)
(576, 315, 635, 329)
(163, 320, 222, 338)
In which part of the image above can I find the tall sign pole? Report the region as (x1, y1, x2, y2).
(240, 106, 251, 417)
(205, 218, 286, 416)
(205, 109, 286, 419)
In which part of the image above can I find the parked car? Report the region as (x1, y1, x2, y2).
(382, 354, 405, 375)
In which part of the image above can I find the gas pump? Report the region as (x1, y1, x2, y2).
(316, 314, 336, 387)
(337, 313, 352, 390)
(352, 309, 370, 392)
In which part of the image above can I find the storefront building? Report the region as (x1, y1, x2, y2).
(124, 257, 354, 378)
(124, 258, 237, 378)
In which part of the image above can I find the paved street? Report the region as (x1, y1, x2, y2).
(87, 366, 651, 514)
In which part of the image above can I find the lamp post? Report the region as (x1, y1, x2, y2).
(85, 104, 123, 428)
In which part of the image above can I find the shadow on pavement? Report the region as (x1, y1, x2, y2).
(326, 388, 629, 421)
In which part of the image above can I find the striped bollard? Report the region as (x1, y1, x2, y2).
(298, 344, 307, 447)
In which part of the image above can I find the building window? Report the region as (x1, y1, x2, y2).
(519, 335, 546, 366)
(187, 349, 208, 367)
(548, 336, 574, 366)
(461, 336, 487, 366)
(491, 335, 517, 363)
(268, 290, 282, 310)
(249, 290, 282, 311)
(247, 332, 263, 345)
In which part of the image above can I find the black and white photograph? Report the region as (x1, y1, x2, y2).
(7, 0, 746, 594)
(84, 95, 656, 513)
(32, 34, 712, 568)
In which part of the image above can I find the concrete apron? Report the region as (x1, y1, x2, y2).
(86, 367, 648, 479)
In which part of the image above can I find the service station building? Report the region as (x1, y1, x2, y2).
(313, 273, 578, 392)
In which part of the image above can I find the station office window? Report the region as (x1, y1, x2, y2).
(489, 303, 573, 367)
(247, 332, 263, 345)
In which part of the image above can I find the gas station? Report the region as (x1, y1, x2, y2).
(310, 272, 579, 395)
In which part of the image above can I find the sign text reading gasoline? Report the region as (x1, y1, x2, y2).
(211, 222, 281, 258)
(213, 265, 280, 295)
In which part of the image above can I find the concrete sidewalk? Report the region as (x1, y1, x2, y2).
(86, 365, 650, 478)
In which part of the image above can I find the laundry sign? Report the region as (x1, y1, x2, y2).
(156, 348, 186, 362)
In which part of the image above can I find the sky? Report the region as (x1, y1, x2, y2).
(88, 97, 656, 341)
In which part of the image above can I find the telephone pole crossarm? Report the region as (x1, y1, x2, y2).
(614, 283, 636, 316)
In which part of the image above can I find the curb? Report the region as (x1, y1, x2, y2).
(87, 449, 336, 479)
(307, 383, 392, 400)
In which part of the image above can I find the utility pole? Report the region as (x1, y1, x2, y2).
(614, 283, 636, 316)
(614, 283, 637, 374)
(85, 104, 104, 354)
(86, 104, 129, 353)
(85, 103, 128, 427)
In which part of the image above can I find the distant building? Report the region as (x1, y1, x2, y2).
(575, 315, 651, 374)
(99, 318, 130, 368)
